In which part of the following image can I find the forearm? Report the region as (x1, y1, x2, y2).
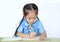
(17, 32, 29, 38)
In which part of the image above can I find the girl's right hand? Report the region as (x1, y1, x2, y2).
(29, 32, 36, 38)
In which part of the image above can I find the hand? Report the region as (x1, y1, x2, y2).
(39, 32, 46, 41)
(39, 35, 46, 41)
(29, 32, 36, 38)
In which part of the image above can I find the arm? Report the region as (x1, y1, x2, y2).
(37, 20, 47, 40)
(18, 32, 36, 38)
(17, 32, 29, 38)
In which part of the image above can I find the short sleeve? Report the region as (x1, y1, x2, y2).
(37, 21, 45, 33)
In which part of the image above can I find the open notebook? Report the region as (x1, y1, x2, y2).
(1, 37, 39, 41)
(2, 37, 56, 42)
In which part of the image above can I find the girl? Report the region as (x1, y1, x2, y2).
(14, 3, 46, 41)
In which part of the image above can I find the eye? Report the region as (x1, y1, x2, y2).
(28, 18, 31, 20)
(27, 17, 36, 20)
(33, 17, 36, 19)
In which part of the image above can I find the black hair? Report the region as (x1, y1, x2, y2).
(14, 3, 39, 36)
(23, 3, 38, 16)
(14, 17, 24, 36)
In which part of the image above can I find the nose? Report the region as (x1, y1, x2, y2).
(30, 19, 34, 23)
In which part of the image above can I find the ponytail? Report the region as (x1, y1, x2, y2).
(14, 16, 24, 36)
(37, 17, 39, 20)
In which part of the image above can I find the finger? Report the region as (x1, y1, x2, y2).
(39, 37, 44, 41)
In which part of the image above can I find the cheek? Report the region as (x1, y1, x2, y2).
(26, 18, 36, 23)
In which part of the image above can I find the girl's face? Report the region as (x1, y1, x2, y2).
(25, 10, 37, 24)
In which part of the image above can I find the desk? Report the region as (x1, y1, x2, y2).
(0, 37, 60, 42)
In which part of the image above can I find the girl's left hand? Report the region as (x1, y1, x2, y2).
(39, 35, 46, 41)
(39, 32, 46, 41)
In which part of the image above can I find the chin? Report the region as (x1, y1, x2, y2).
(30, 22, 34, 24)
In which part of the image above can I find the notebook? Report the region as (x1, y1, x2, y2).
(1, 37, 39, 41)
(1, 37, 23, 41)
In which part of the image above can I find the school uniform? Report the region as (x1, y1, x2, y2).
(17, 18, 45, 37)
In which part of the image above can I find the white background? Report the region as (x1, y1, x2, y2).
(0, 0, 60, 38)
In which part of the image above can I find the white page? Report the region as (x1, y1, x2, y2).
(1, 37, 39, 41)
